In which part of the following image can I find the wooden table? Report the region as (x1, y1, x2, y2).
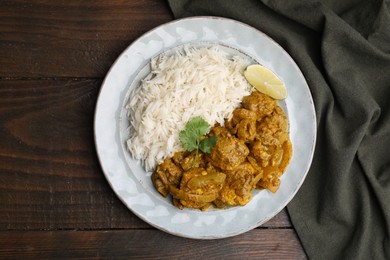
(0, 1, 307, 258)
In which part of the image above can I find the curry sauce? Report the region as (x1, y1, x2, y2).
(152, 91, 292, 211)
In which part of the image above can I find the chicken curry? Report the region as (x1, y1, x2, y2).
(151, 91, 292, 211)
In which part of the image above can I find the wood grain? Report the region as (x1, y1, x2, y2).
(0, 0, 173, 78)
(0, 229, 307, 259)
(0, 79, 293, 230)
(0, 1, 306, 257)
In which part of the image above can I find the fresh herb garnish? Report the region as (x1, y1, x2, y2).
(179, 117, 218, 166)
(199, 136, 218, 153)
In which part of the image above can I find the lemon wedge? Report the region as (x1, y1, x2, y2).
(244, 64, 287, 100)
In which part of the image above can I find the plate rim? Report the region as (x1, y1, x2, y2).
(94, 15, 317, 239)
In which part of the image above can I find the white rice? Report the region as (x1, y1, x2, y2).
(126, 45, 252, 171)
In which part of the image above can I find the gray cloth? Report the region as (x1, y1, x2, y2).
(167, 0, 390, 259)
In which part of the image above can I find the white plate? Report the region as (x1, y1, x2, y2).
(94, 16, 316, 239)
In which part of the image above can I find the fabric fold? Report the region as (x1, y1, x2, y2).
(167, 0, 390, 259)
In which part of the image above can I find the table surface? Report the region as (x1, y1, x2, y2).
(0, 1, 307, 258)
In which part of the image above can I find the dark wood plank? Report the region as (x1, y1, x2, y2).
(0, 0, 173, 78)
(0, 79, 292, 230)
(0, 229, 306, 259)
(0, 79, 145, 229)
(0, 1, 304, 258)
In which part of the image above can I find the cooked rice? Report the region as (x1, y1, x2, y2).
(126, 45, 252, 171)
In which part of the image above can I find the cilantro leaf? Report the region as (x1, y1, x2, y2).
(179, 129, 198, 152)
(199, 136, 218, 153)
(185, 116, 210, 139)
(179, 117, 218, 164)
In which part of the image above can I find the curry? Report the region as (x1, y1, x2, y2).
(152, 91, 292, 210)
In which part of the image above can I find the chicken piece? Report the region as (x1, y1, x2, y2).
(206, 135, 249, 171)
(250, 132, 289, 194)
(251, 141, 268, 167)
(255, 140, 293, 193)
(171, 150, 187, 166)
(206, 162, 222, 175)
(218, 162, 260, 206)
(151, 157, 183, 197)
(179, 151, 206, 171)
(170, 167, 225, 210)
(251, 142, 283, 168)
(237, 119, 256, 142)
(209, 125, 231, 138)
(257, 166, 281, 193)
(233, 108, 257, 122)
(242, 91, 276, 120)
(256, 106, 289, 145)
(226, 108, 256, 132)
(225, 108, 257, 142)
(235, 107, 257, 119)
(206, 163, 230, 209)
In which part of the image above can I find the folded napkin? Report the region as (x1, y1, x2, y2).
(167, 0, 390, 259)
